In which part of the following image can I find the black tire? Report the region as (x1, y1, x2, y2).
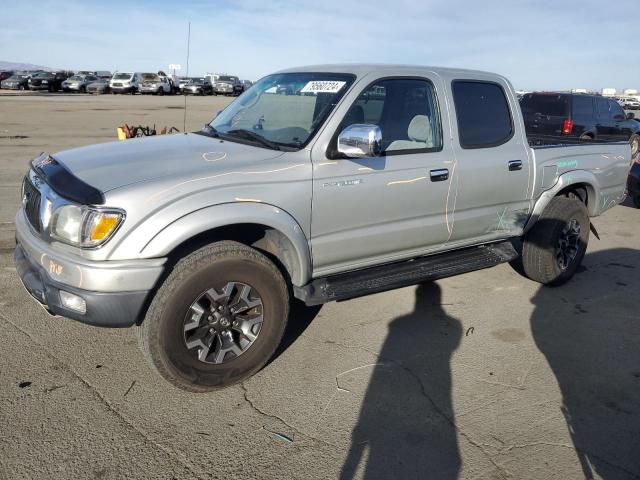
(521, 195, 589, 286)
(80, 85, 86, 93)
(634, 195, 640, 209)
(138, 241, 290, 392)
(157, 88, 164, 96)
(630, 134, 639, 158)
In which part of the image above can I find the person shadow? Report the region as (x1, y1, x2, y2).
(529, 248, 640, 479)
(339, 282, 462, 479)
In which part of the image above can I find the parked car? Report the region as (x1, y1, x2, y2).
(138, 73, 172, 95)
(28, 72, 69, 92)
(86, 78, 111, 94)
(520, 92, 640, 156)
(0, 70, 14, 82)
(627, 151, 640, 208)
(182, 77, 213, 95)
(13, 65, 633, 392)
(210, 74, 242, 95)
(61, 74, 98, 93)
(109, 72, 141, 94)
(175, 77, 190, 93)
(617, 96, 640, 110)
(0, 74, 29, 90)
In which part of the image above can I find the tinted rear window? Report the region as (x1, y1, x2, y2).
(452, 81, 513, 148)
(520, 94, 569, 116)
(571, 96, 594, 117)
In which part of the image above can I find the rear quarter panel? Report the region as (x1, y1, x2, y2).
(531, 142, 631, 215)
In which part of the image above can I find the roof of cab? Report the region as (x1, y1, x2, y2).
(275, 63, 502, 79)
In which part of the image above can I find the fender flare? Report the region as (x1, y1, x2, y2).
(141, 202, 312, 286)
(523, 171, 600, 234)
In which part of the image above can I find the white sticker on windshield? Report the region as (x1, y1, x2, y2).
(300, 80, 346, 94)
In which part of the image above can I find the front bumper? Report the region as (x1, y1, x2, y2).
(139, 86, 159, 93)
(62, 84, 82, 91)
(29, 85, 50, 90)
(111, 86, 134, 93)
(14, 211, 166, 327)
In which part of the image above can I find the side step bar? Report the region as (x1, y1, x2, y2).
(294, 241, 518, 306)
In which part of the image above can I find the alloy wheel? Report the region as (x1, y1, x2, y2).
(183, 282, 264, 364)
(556, 218, 581, 270)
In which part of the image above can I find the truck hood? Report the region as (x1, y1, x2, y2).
(53, 133, 285, 192)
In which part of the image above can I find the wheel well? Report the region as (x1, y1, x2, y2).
(164, 223, 299, 285)
(557, 182, 592, 210)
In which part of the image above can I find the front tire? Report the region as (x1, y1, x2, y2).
(138, 241, 290, 392)
(521, 196, 589, 286)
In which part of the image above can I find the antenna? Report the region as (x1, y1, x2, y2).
(183, 21, 191, 132)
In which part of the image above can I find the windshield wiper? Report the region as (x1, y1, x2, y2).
(225, 129, 280, 150)
(200, 124, 220, 138)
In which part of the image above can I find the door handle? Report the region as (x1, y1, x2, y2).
(508, 160, 523, 171)
(430, 168, 449, 181)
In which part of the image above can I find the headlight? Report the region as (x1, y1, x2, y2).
(51, 205, 124, 247)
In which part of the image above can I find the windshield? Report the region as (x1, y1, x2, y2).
(190, 78, 205, 85)
(7, 75, 23, 81)
(68, 75, 83, 81)
(209, 72, 355, 149)
(33, 72, 52, 78)
(218, 76, 234, 82)
(113, 73, 132, 80)
(142, 73, 159, 81)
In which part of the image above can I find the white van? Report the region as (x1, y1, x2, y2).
(109, 72, 141, 94)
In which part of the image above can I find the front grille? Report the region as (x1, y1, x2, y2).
(23, 177, 42, 232)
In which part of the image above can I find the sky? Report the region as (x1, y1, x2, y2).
(1, 0, 638, 92)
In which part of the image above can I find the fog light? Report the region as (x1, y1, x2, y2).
(59, 291, 87, 314)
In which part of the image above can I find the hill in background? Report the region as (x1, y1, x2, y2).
(0, 61, 54, 71)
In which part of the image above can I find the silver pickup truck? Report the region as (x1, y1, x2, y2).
(14, 64, 632, 391)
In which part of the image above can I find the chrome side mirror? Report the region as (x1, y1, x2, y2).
(337, 124, 382, 158)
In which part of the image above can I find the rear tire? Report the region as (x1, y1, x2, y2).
(634, 195, 640, 209)
(521, 196, 589, 286)
(138, 241, 290, 392)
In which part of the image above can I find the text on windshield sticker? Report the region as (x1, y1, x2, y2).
(300, 81, 346, 94)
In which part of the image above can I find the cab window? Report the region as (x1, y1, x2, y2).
(338, 78, 442, 154)
(452, 80, 513, 149)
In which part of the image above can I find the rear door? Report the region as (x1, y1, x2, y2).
(570, 95, 596, 136)
(596, 97, 616, 140)
(445, 78, 532, 244)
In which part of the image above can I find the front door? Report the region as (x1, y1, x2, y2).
(310, 76, 455, 276)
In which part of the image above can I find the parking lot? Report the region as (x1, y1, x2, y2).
(1, 92, 639, 479)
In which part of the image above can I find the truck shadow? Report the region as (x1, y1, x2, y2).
(529, 247, 640, 479)
(339, 282, 462, 479)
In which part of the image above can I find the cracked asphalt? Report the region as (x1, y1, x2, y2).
(1, 93, 639, 479)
